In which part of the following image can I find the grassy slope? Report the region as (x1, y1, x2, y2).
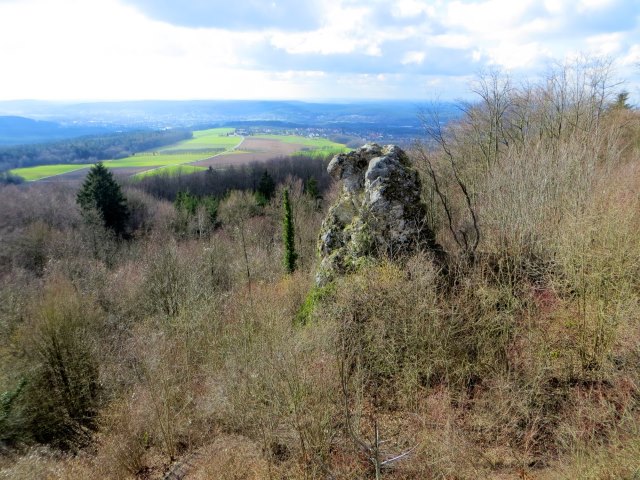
(132, 164, 208, 179)
(10, 164, 90, 181)
(10, 128, 240, 181)
(102, 153, 211, 169)
(160, 128, 239, 152)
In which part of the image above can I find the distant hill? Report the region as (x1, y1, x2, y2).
(0, 100, 460, 139)
(0, 116, 64, 145)
(0, 115, 112, 146)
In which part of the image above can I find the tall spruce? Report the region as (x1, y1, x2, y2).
(255, 170, 276, 206)
(282, 188, 297, 274)
(76, 162, 129, 236)
(304, 176, 320, 200)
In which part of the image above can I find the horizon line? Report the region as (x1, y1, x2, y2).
(0, 97, 463, 105)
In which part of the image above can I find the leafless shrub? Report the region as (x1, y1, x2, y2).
(416, 57, 623, 274)
(4, 280, 103, 449)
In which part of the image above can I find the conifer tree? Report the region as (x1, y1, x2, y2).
(256, 170, 276, 206)
(613, 90, 631, 110)
(282, 188, 297, 274)
(305, 176, 320, 200)
(76, 162, 129, 236)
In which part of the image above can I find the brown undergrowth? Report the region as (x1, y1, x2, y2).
(1, 61, 639, 479)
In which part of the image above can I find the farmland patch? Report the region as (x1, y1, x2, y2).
(10, 128, 349, 182)
(11, 164, 90, 181)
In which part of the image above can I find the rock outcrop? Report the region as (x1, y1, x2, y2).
(316, 144, 440, 285)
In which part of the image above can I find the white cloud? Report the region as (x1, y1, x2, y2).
(402, 51, 426, 65)
(0, 0, 273, 100)
(485, 42, 548, 69)
(443, 0, 538, 34)
(0, 0, 638, 101)
(267, 2, 409, 57)
(429, 34, 472, 50)
(543, 0, 567, 15)
(585, 32, 624, 57)
(391, 0, 432, 18)
(579, 0, 617, 12)
(620, 44, 640, 67)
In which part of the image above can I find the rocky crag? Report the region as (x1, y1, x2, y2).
(316, 144, 441, 285)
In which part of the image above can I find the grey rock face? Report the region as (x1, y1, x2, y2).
(316, 144, 439, 285)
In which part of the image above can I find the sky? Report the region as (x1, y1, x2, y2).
(0, 0, 638, 102)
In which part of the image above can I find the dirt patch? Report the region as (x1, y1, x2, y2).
(193, 152, 293, 168)
(238, 137, 304, 155)
(191, 137, 307, 168)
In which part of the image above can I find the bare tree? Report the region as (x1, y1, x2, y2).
(338, 316, 417, 479)
(415, 56, 618, 260)
(218, 190, 258, 292)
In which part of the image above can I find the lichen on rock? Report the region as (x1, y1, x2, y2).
(316, 143, 441, 285)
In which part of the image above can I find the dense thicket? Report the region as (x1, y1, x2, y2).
(0, 171, 24, 185)
(0, 59, 639, 479)
(0, 129, 192, 171)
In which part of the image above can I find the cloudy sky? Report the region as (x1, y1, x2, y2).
(0, 0, 638, 101)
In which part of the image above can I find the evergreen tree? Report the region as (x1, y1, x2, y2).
(201, 196, 219, 226)
(76, 162, 129, 236)
(305, 176, 320, 199)
(173, 191, 219, 237)
(282, 188, 297, 274)
(174, 191, 199, 215)
(256, 170, 276, 206)
(613, 90, 632, 110)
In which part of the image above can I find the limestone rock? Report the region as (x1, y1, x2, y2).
(316, 144, 439, 285)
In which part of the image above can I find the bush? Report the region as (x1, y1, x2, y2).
(295, 283, 335, 325)
(326, 256, 501, 406)
(4, 280, 102, 449)
(142, 243, 190, 318)
(9, 221, 53, 276)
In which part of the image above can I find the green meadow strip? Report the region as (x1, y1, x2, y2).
(10, 164, 91, 181)
(132, 164, 208, 179)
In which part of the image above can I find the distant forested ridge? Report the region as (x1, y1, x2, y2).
(0, 129, 192, 172)
(0, 116, 113, 146)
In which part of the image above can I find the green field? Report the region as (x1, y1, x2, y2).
(10, 164, 90, 181)
(10, 128, 241, 181)
(294, 147, 351, 159)
(102, 153, 210, 169)
(133, 164, 208, 179)
(160, 128, 240, 152)
(10, 153, 212, 181)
